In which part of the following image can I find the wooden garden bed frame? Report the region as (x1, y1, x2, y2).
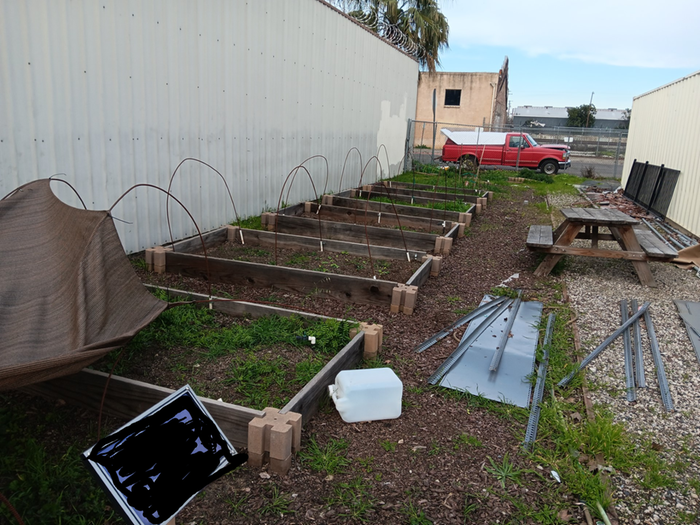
(151, 225, 445, 312)
(22, 286, 378, 474)
(379, 179, 490, 197)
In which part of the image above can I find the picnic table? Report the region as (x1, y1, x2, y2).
(526, 208, 677, 287)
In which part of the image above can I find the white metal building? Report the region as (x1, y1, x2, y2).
(1, 0, 419, 253)
(621, 70, 700, 237)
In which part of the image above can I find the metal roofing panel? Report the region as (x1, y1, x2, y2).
(436, 295, 542, 408)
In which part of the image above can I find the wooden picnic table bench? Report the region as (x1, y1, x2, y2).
(526, 208, 677, 287)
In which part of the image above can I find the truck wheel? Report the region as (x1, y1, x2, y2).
(540, 160, 558, 175)
(459, 155, 477, 172)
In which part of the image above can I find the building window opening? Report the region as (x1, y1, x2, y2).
(444, 89, 461, 107)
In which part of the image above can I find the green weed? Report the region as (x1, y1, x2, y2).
(485, 454, 526, 489)
(454, 433, 483, 450)
(327, 476, 376, 521)
(258, 485, 295, 516)
(402, 499, 433, 524)
(380, 440, 397, 452)
(299, 437, 351, 475)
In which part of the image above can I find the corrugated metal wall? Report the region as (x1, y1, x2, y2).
(1, 0, 418, 252)
(621, 71, 700, 237)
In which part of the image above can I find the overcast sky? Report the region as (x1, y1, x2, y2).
(437, 0, 700, 110)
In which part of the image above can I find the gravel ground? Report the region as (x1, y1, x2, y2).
(549, 192, 700, 524)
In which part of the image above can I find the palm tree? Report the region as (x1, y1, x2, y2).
(333, 0, 449, 72)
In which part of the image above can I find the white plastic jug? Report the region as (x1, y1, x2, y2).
(328, 368, 403, 423)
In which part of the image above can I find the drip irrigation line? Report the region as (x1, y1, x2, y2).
(631, 299, 646, 388)
(558, 302, 651, 387)
(644, 307, 674, 411)
(428, 298, 514, 385)
(413, 296, 508, 353)
(620, 300, 637, 402)
(523, 313, 555, 450)
(489, 295, 522, 372)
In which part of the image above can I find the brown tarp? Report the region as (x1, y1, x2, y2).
(1, 179, 167, 390)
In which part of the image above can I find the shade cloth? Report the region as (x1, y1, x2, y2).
(0, 179, 167, 390)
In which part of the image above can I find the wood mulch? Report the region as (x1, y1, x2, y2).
(7, 184, 590, 524)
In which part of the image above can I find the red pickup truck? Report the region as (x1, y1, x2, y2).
(440, 129, 570, 175)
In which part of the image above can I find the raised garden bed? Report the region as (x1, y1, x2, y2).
(23, 285, 369, 449)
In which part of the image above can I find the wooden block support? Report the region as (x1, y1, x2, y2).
(321, 194, 334, 206)
(350, 322, 384, 359)
(430, 255, 442, 277)
(145, 248, 155, 272)
(350, 189, 357, 198)
(247, 407, 302, 476)
(402, 285, 418, 315)
(390, 284, 406, 313)
(362, 184, 373, 192)
(478, 197, 487, 210)
(304, 201, 312, 213)
(475, 203, 482, 215)
(227, 225, 240, 242)
(434, 237, 452, 255)
(457, 223, 465, 238)
(261, 212, 277, 231)
(153, 246, 167, 274)
(487, 191, 494, 201)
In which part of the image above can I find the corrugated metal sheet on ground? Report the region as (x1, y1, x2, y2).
(436, 295, 542, 408)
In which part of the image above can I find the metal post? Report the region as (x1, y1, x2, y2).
(613, 131, 622, 179)
(403, 119, 413, 174)
(430, 89, 437, 164)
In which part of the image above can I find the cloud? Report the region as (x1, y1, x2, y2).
(442, 0, 700, 69)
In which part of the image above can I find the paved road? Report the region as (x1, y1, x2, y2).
(411, 150, 624, 180)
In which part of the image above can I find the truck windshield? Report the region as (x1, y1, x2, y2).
(525, 134, 539, 147)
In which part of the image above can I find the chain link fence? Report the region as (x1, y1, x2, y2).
(405, 119, 628, 176)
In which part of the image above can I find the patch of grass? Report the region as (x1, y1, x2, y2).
(402, 499, 433, 524)
(0, 401, 114, 524)
(130, 256, 148, 271)
(225, 492, 250, 516)
(485, 454, 526, 489)
(258, 485, 295, 516)
(286, 252, 311, 265)
(454, 433, 483, 450)
(380, 440, 397, 452)
(236, 214, 263, 230)
(327, 476, 376, 521)
(489, 286, 519, 298)
(299, 437, 351, 475)
(445, 295, 461, 304)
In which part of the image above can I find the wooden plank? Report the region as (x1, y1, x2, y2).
(281, 332, 364, 425)
(354, 188, 472, 208)
(330, 195, 467, 222)
(445, 222, 460, 239)
(530, 245, 647, 260)
(406, 256, 433, 287)
(632, 225, 678, 257)
(238, 228, 427, 261)
(145, 284, 339, 321)
(526, 225, 553, 248)
(166, 227, 228, 254)
(380, 180, 485, 197)
(614, 225, 656, 286)
(560, 208, 637, 225)
(21, 369, 263, 448)
(274, 215, 438, 252)
(369, 185, 480, 204)
(575, 232, 615, 242)
(533, 223, 583, 277)
(165, 251, 398, 306)
(308, 203, 451, 233)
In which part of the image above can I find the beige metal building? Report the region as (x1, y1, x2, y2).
(621, 70, 700, 237)
(414, 58, 508, 148)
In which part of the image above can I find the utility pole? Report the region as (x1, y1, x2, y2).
(585, 91, 594, 128)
